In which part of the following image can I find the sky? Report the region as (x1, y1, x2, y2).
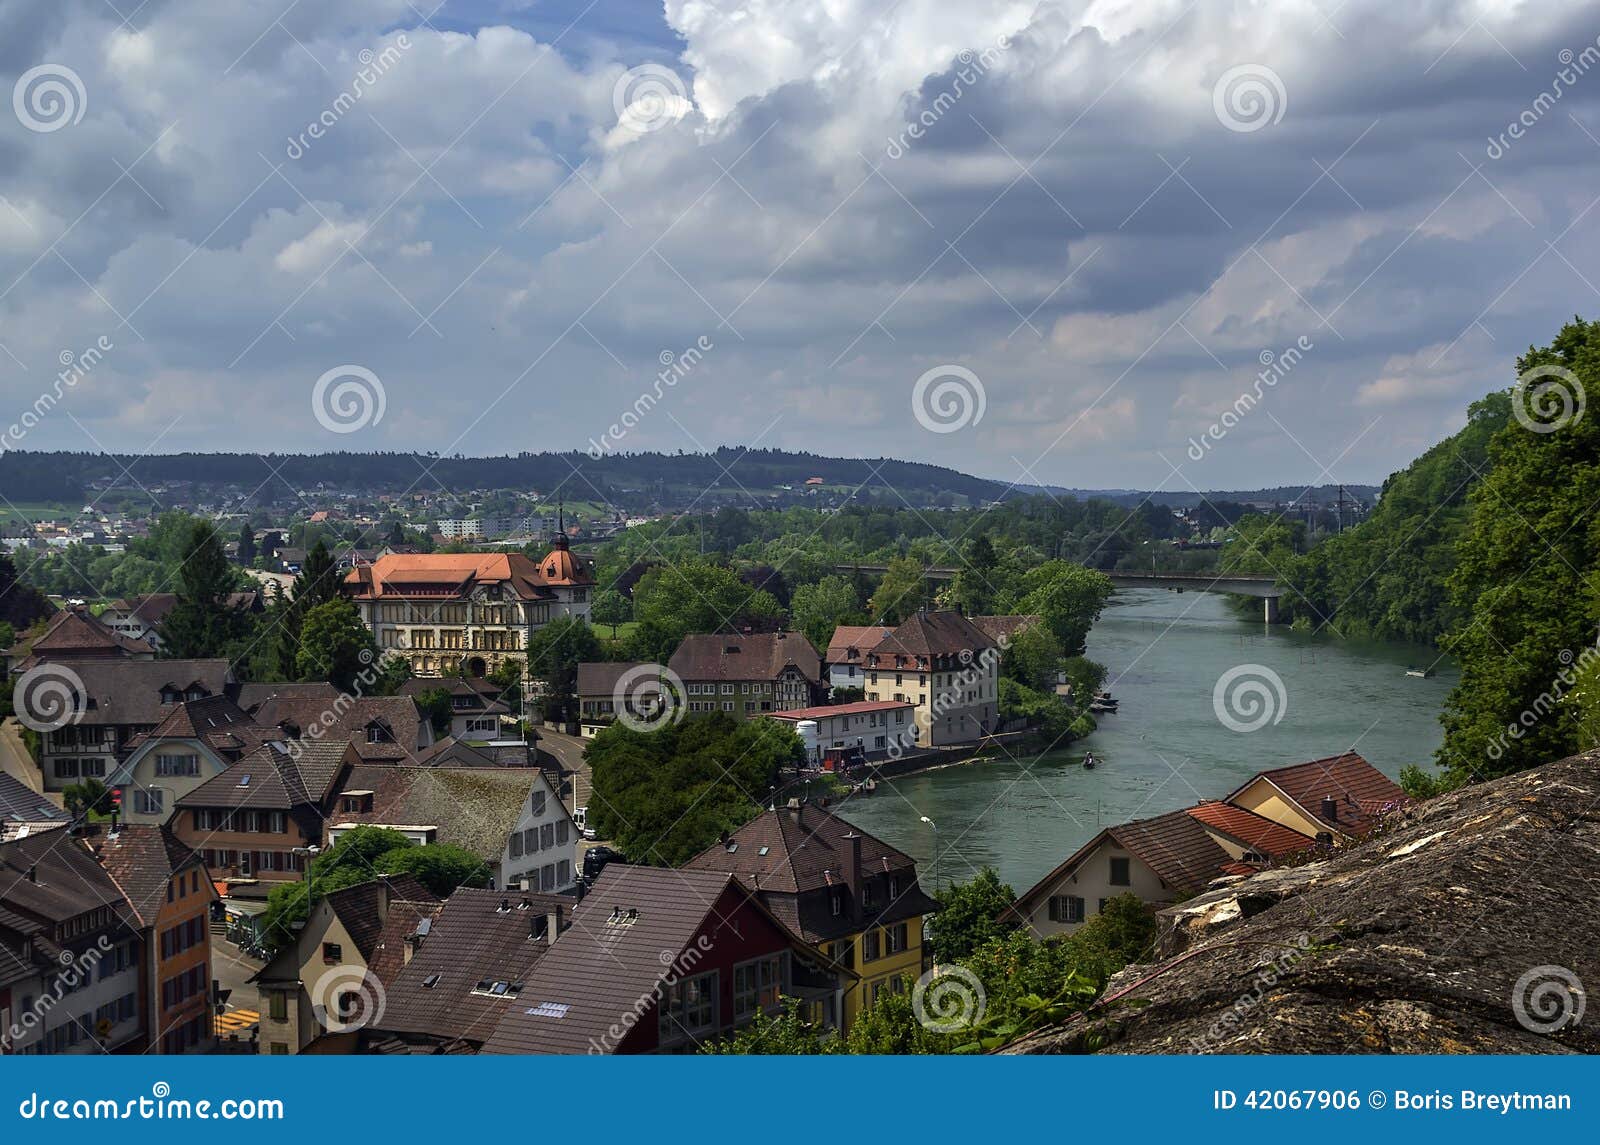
(1, 0, 1598, 492)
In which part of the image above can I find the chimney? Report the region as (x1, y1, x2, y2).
(1319, 796, 1338, 822)
(841, 832, 862, 917)
(26, 864, 37, 883)
(786, 797, 804, 825)
(542, 904, 564, 942)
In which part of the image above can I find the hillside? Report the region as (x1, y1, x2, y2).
(1006, 749, 1599, 1055)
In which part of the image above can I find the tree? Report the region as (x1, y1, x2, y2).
(1015, 562, 1114, 654)
(271, 540, 346, 680)
(789, 574, 862, 650)
(590, 588, 631, 639)
(237, 521, 257, 566)
(868, 556, 927, 624)
(525, 616, 604, 722)
(295, 599, 380, 691)
(630, 560, 782, 660)
(1000, 624, 1065, 692)
(413, 687, 455, 737)
(0, 551, 51, 633)
(926, 868, 1017, 963)
(378, 843, 492, 897)
(157, 520, 253, 659)
(385, 520, 407, 547)
(586, 712, 802, 866)
(62, 778, 110, 818)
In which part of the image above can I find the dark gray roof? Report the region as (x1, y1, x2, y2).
(0, 773, 67, 840)
(61, 659, 234, 726)
(0, 829, 138, 931)
(176, 739, 353, 811)
(329, 765, 564, 862)
(96, 824, 208, 927)
(668, 631, 821, 684)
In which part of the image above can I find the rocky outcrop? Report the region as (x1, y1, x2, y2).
(1006, 751, 1600, 1054)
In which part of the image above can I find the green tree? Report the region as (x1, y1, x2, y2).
(590, 588, 631, 639)
(378, 842, 491, 897)
(157, 520, 253, 660)
(1000, 624, 1065, 692)
(586, 712, 801, 866)
(789, 574, 862, 649)
(295, 599, 380, 691)
(413, 687, 455, 737)
(1015, 562, 1114, 654)
(630, 560, 783, 660)
(525, 616, 604, 722)
(237, 522, 257, 566)
(868, 556, 927, 624)
(927, 867, 1017, 963)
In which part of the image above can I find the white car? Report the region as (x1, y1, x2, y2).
(574, 805, 598, 841)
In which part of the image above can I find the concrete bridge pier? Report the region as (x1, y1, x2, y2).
(1263, 596, 1280, 624)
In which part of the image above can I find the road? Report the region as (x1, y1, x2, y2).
(0, 717, 46, 797)
(537, 725, 592, 811)
(211, 933, 265, 1050)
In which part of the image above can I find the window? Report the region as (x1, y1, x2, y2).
(268, 992, 288, 1022)
(510, 831, 524, 858)
(555, 820, 569, 845)
(366, 723, 393, 744)
(1109, 857, 1131, 887)
(733, 956, 781, 1019)
(322, 942, 342, 965)
(1047, 895, 1085, 923)
(155, 753, 199, 777)
(525, 826, 539, 854)
(134, 788, 165, 816)
(531, 789, 546, 816)
(885, 922, 909, 954)
(269, 1042, 289, 1055)
(830, 939, 854, 969)
(54, 758, 80, 779)
(862, 929, 881, 962)
(659, 970, 717, 1041)
(830, 887, 843, 917)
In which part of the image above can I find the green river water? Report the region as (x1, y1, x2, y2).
(836, 587, 1456, 894)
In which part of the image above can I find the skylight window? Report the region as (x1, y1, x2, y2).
(237, 774, 252, 787)
(528, 1002, 569, 1019)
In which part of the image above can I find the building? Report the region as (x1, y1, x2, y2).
(767, 700, 917, 765)
(397, 676, 509, 740)
(0, 772, 67, 842)
(1224, 752, 1410, 844)
(669, 631, 823, 719)
(32, 659, 235, 794)
(172, 740, 359, 901)
(435, 518, 524, 540)
(3, 606, 153, 674)
(1005, 808, 1234, 939)
(356, 888, 569, 1054)
(342, 538, 593, 707)
(108, 695, 273, 825)
(861, 609, 998, 747)
(684, 802, 936, 1029)
(97, 825, 216, 1054)
(823, 625, 892, 692)
(326, 764, 578, 893)
(247, 693, 433, 764)
(480, 865, 852, 1054)
(0, 829, 144, 1054)
(575, 661, 660, 737)
(99, 592, 263, 651)
(252, 874, 439, 1056)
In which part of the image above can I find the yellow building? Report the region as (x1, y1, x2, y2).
(684, 801, 936, 1030)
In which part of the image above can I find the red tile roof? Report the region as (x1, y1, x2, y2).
(344, 553, 557, 601)
(768, 700, 914, 721)
(824, 625, 892, 664)
(1229, 752, 1409, 837)
(1187, 800, 1315, 858)
(668, 631, 821, 684)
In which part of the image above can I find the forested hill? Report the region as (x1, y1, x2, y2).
(0, 448, 1014, 505)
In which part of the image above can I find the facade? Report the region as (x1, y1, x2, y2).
(1224, 752, 1409, 845)
(767, 700, 916, 764)
(397, 676, 509, 740)
(0, 829, 144, 1055)
(342, 539, 593, 707)
(684, 802, 936, 1030)
(668, 632, 823, 719)
(98, 825, 216, 1054)
(33, 659, 235, 794)
(327, 764, 577, 893)
(435, 518, 525, 540)
(481, 866, 852, 1054)
(108, 695, 271, 825)
(4, 606, 153, 674)
(253, 875, 439, 1056)
(823, 625, 892, 692)
(861, 610, 998, 748)
(575, 661, 659, 737)
(172, 740, 358, 900)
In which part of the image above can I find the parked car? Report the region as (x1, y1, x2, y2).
(582, 845, 620, 881)
(573, 805, 598, 840)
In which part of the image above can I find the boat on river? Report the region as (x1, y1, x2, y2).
(1083, 752, 1098, 770)
(1089, 690, 1119, 713)
(1405, 667, 1435, 678)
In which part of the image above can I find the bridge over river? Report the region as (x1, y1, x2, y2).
(835, 566, 1285, 622)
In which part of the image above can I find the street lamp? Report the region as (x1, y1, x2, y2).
(919, 816, 938, 892)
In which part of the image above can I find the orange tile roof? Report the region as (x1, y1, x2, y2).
(1187, 801, 1314, 858)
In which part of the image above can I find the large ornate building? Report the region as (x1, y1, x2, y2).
(342, 534, 593, 703)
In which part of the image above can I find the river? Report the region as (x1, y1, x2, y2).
(836, 587, 1456, 895)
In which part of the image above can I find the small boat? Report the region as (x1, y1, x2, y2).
(1083, 752, 1098, 770)
(1404, 667, 1435, 679)
(1088, 692, 1119, 713)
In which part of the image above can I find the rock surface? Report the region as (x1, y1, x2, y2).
(1006, 751, 1600, 1054)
